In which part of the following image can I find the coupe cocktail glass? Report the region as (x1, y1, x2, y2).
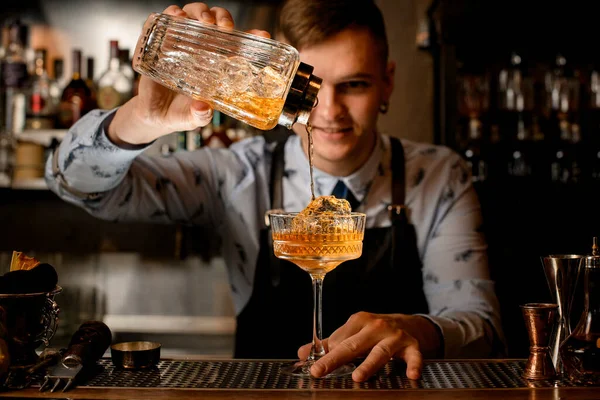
(269, 212, 366, 377)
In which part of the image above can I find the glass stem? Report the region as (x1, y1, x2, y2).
(309, 274, 325, 362)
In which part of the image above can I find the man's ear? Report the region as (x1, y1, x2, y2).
(382, 60, 396, 104)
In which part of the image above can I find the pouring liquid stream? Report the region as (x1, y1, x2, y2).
(306, 123, 315, 201)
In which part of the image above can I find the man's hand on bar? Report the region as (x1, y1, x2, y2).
(298, 312, 442, 382)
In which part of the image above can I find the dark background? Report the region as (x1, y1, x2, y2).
(431, 0, 600, 357)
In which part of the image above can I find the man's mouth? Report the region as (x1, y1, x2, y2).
(312, 126, 353, 136)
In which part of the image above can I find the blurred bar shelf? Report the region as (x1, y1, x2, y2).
(15, 129, 68, 146)
(10, 178, 48, 190)
(104, 315, 236, 335)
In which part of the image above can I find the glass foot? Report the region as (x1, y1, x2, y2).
(280, 360, 355, 378)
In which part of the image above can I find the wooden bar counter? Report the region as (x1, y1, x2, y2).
(0, 358, 597, 400)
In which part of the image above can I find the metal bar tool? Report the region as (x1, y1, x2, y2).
(3, 348, 64, 389)
(521, 303, 558, 380)
(39, 320, 112, 392)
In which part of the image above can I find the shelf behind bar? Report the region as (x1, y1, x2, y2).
(15, 129, 68, 146)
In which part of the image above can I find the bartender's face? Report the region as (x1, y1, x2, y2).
(292, 27, 395, 176)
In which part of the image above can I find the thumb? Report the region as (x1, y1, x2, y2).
(190, 100, 213, 126)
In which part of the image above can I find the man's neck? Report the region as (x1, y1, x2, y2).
(302, 133, 378, 177)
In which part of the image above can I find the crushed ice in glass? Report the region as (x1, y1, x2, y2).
(292, 196, 354, 234)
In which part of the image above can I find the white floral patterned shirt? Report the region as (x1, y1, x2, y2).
(45, 108, 506, 358)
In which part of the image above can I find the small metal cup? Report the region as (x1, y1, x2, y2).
(110, 341, 161, 370)
(521, 303, 558, 380)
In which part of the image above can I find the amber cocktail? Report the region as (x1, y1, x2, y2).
(270, 212, 366, 377)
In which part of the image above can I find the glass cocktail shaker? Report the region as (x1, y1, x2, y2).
(560, 238, 600, 385)
(132, 13, 322, 131)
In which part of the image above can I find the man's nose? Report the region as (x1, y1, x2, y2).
(315, 87, 345, 121)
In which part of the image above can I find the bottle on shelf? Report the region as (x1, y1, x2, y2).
(85, 56, 98, 109)
(49, 57, 65, 117)
(463, 115, 487, 182)
(118, 48, 134, 81)
(52, 57, 68, 90)
(0, 20, 31, 186)
(57, 49, 94, 129)
(1, 19, 30, 134)
(97, 40, 133, 110)
(506, 111, 535, 178)
(25, 48, 58, 130)
(550, 119, 583, 184)
(498, 52, 534, 112)
(545, 54, 581, 143)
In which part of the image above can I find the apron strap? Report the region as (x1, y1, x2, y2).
(268, 134, 290, 211)
(267, 133, 291, 287)
(388, 137, 408, 224)
(388, 137, 411, 277)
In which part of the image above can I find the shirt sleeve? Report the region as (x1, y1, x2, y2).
(416, 152, 506, 359)
(44, 108, 247, 229)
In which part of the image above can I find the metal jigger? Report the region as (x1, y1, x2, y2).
(540, 254, 583, 375)
(521, 303, 558, 380)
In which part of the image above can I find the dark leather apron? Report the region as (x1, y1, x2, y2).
(234, 135, 429, 359)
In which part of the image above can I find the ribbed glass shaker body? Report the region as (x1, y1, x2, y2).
(133, 13, 304, 131)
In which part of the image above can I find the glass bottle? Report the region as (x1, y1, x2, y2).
(498, 52, 533, 112)
(58, 49, 93, 128)
(97, 40, 133, 110)
(85, 56, 98, 109)
(1, 19, 30, 134)
(49, 58, 64, 115)
(132, 13, 322, 131)
(26, 48, 57, 130)
(52, 58, 68, 90)
(118, 48, 134, 81)
(560, 238, 600, 385)
(550, 118, 572, 183)
(507, 112, 534, 178)
(463, 115, 487, 182)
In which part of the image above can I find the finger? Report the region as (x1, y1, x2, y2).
(162, 5, 188, 17)
(182, 3, 214, 23)
(310, 330, 374, 378)
(210, 7, 234, 28)
(351, 336, 398, 382)
(190, 100, 213, 126)
(297, 339, 328, 360)
(325, 312, 370, 353)
(246, 29, 271, 39)
(399, 345, 423, 380)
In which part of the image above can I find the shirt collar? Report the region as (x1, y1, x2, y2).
(285, 133, 384, 202)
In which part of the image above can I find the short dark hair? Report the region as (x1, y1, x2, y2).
(276, 0, 389, 62)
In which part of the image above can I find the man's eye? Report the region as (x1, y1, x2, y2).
(341, 81, 370, 90)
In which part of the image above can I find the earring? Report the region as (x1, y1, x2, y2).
(379, 102, 389, 114)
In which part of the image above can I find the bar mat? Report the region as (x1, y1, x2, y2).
(31, 359, 575, 390)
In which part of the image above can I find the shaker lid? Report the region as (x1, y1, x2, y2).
(278, 62, 322, 129)
(585, 237, 600, 269)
